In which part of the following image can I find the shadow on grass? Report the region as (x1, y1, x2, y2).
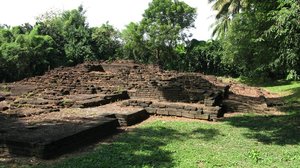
(192, 128, 221, 141)
(282, 87, 300, 104)
(222, 109, 300, 145)
(48, 125, 221, 168)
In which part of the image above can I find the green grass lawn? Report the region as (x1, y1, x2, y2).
(27, 113, 299, 168)
(219, 76, 300, 104)
(263, 81, 300, 104)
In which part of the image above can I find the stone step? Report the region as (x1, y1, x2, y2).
(121, 99, 223, 121)
(1, 117, 118, 159)
(114, 109, 149, 126)
(1, 108, 59, 118)
(74, 92, 129, 108)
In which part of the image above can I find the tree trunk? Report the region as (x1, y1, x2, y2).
(156, 48, 163, 71)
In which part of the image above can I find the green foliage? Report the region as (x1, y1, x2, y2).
(61, 5, 94, 65)
(0, 25, 57, 81)
(120, 0, 197, 69)
(209, 0, 250, 38)
(140, 0, 196, 66)
(185, 40, 228, 74)
(219, 0, 300, 79)
(36, 5, 94, 66)
(36, 10, 66, 66)
(121, 22, 150, 62)
(91, 23, 121, 60)
(248, 149, 262, 163)
(1, 0, 299, 82)
(0, 6, 96, 81)
(266, 0, 300, 78)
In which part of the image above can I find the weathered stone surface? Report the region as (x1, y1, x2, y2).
(0, 61, 229, 159)
(182, 112, 195, 119)
(1, 117, 118, 159)
(157, 109, 168, 116)
(75, 92, 129, 108)
(0, 105, 8, 111)
(140, 103, 150, 108)
(184, 105, 197, 111)
(0, 95, 5, 102)
(195, 114, 210, 120)
(122, 101, 130, 106)
(158, 103, 167, 108)
(168, 109, 182, 117)
(145, 107, 157, 114)
(115, 109, 149, 126)
(166, 104, 184, 109)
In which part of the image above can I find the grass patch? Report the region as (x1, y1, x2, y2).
(28, 115, 300, 168)
(262, 81, 300, 104)
(218, 76, 300, 104)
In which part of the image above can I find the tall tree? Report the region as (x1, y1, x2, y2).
(121, 22, 150, 62)
(140, 0, 197, 66)
(61, 5, 93, 65)
(35, 9, 66, 66)
(209, 0, 249, 38)
(220, 1, 295, 79)
(266, 0, 300, 79)
(91, 23, 121, 60)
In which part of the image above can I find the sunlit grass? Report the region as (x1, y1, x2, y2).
(28, 116, 300, 168)
(218, 76, 300, 104)
(263, 81, 300, 103)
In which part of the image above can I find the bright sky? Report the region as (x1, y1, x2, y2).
(0, 0, 215, 40)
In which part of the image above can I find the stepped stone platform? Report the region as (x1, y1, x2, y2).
(122, 99, 222, 121)
(0, 60, 230, 159)
(0, 103, 148, 159)
(0, 116, 118, 159)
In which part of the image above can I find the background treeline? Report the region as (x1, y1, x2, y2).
(0, 0, 299, 82)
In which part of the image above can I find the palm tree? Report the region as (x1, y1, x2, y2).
(209, 0, 249, 38)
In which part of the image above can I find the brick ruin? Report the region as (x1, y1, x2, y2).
(0, 60, 229, 158)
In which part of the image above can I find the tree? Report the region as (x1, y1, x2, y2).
(121, 22, 150, 62)
(35, 9, 66, 66)
(266, 0, 300, 79)
(209, 0, 249, 38)
(36, 6, 94, 65)
(140, 0, 197, 66)
(61, 5, 93, 65)
(0, 26, 57, 81)
(0, 28, 14, 45)
(91, 23, 121, 60)
(221, 1, 289, 78)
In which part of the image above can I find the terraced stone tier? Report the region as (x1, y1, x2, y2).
(114, 109, 149, 126)
(73, 91, 129, 108)
(122, 99, 224, 121)
(0, 117, 118, 159)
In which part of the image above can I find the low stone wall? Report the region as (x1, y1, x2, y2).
(122, 99, 223, 121)
(74, 91, 129, 108)
(114, 109, 149, 126)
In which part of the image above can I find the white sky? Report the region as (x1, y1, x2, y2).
(0, 0, 215, 40)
